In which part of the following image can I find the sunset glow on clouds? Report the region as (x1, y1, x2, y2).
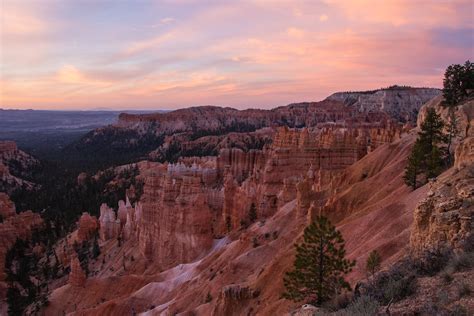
(1, 0, 473, 110)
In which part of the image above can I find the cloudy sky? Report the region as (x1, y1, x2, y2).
(1, 0, 473, 110)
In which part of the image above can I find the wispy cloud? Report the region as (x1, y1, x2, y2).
(1, 0, 472, 110)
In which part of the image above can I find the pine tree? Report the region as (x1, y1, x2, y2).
(226, 215, 231, 232)
(404, 140, 424, 190)
(418, 108, 445, 179)
(442, 60, 474, 107)
(248, 203, 257, 223)
(366, 250, 381, 277)
(282, 216, 355, 305)
(92, 236, 101, 259)
(405, 108, 446, 189)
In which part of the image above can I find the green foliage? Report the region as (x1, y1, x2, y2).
(64, 126, 165, 170)
(226, 215, 231, 232)
(457, 282, 471, 298)
(366, 250, 381, 277)
(403, 140, 424, 190)
(282, 216, 356, 305)
(450, 304, 469, 316)
(404, 108, 446, 189)
(205, 292, 213, 303)
(5, 239, 38, 315)
(248, 203, 257, 223)
(11, 164, 140, 237)
(442, 60, 474, 107)
(92, 235, 101, 259)
(446, 251, 474, 273)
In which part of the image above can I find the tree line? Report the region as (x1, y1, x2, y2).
(404, 60, 473, 190)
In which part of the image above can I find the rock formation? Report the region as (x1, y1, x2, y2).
(411, 136, 473, 253)
(0, 192, 16, 219)
(68, 254, 87, 287)
(410, 169, 473, 253)
(98, 203, 121, 241)
(44, 88, 474, 315)
(455, 137, 474, 169)
(0, 141, 39, 194)
(409, 96, 473, 253)
(327, 86, 441, 123)
(77, 212, 98, 242)
(138, 168, 215, 267)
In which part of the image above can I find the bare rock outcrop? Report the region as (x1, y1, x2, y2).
(0, 192, 16, 219)
(327, 86, 441, 123)
(137, 164, 216, 267)
(0, 141, 39, 194)
(68, 254, 87, 287)
(77, 212, 98, 242)
(410, 97, 473, 253)
(410, 159, 473, 253)
(98, 203, 121, 241)
(417, 96, 473, 142)
(455, 137, 474, 169)
(213, 284, 257, 316)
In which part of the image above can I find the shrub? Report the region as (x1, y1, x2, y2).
(450, 304, 469, 316)
(457, 282, 471, 298)
(360, 258, 417, 305)
(460, 234, 474, 252)
(334, 296, 380, 316)
(322, 292, 352, 311)
(441, 270, 453, 284)
(436, 290, 450, 306)
(411, 248, 453, 276)
(417, 301, 442, 315)
(366, 250, 381, 276)
(382, 275, 417, 304)
(446, 252, 474, 273)
(252, 237, 260, 248)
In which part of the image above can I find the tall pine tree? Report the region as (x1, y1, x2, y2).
(404, 108, 446, 189)
(282, 216, 355, 305)
(418, 108, 445, 178)
(403, 140, 424, 190)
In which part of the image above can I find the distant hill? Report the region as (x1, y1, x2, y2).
(0, 109, 157, 159)
(65, 86, 440, 169)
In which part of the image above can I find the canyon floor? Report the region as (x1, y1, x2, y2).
(0, 87, 472, 315)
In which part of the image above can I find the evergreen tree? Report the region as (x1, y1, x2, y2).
(282, 216, 355, 305)
(92, 235, 101, 259)
(226, 215, 231, 232)
(248, 203, 257, 223)
(366, 250, 381, 277)
(404, 140, 424, 190)
(418, 108, 445, 178)
(442, 60, 474, 107)
(404, 108, 446, 189)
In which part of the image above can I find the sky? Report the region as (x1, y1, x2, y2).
(1, 0, 473, 110)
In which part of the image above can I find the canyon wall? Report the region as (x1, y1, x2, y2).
(92, 118, 405, 272)
(327, 86, 441, 123)
(49, 90, 474, 315)
(410, 97, 473, 254)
